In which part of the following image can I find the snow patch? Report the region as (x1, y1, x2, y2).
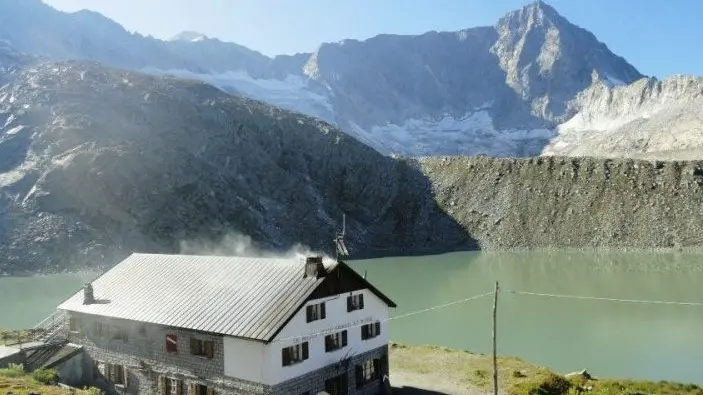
(349, 110, 554, 156)
(139, 68, 335, 124)
(4, 125, 24, 136)
(2, 114, 15, 128)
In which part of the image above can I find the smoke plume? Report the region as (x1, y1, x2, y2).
(178, 231, 331, 260)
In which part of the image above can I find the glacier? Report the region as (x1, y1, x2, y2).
(351, 110, 554, 157)
(139, 67, 336, 125)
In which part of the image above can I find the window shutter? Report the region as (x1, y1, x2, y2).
(206, 387, 215, 395)
(205, 341, 214, 359)
(359, 294, 365, 309)
(302, 342, 309, 360)
(189, 383, 196, 395)
(123, 367, 129, 388)
(347, 296, 353, 312)
(375, 322, 381, 336)
(342, 330, 348, 347)
(325, 336, 331, 352)
(320, 302, 326, 319)
(159, 376, 166, 395)
(306, 306, 312, 322)
(373, 359, 381, 378)
(190, 338, 197, 355)
(176, 379, 184, 395)
(355, 365, 363, 388)
(381, 354, 389, 374)
(281, 348, 289, 366)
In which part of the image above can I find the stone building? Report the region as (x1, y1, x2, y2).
(55, 253, 396, 395)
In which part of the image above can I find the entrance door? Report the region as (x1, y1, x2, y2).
(324, 373, 348, 395)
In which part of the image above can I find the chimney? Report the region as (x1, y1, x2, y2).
(304, 256, 326, 279)
(83, 283, 95, 305)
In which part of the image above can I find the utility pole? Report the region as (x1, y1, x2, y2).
(492, 281, 499, 395)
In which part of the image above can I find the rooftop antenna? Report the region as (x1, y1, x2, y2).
(334, 213, 349, 262)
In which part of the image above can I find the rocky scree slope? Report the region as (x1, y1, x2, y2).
(7, 0, 697, 158)
(0, 56, 474, 274)
(544, 76, 703, 159)
(421, 155, 703, 249)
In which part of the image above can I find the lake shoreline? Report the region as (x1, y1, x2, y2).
(0, 266, 104, 278)
(389, 342, 703, 394)
(5, 246, 703, 276)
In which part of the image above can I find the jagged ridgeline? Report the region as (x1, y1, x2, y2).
(2, 0, 703, 158)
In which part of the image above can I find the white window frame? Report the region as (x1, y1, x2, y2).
(362, 359, 376, 381)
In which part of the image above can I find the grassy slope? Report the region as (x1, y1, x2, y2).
(389, 342, 703, 395)
(0, 368, 95, 395)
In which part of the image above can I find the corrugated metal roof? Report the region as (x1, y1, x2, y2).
(57, 253, 338, 341)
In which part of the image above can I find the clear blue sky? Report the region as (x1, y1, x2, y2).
(43, 0, 703, 79)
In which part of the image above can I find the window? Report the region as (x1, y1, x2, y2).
(190, 338, 215, 359)
(103, 363, 126, 387)
(113, 365, 126, 386)
(355, 359, 380, 388)
(94, 322, 107, 337)
(111, 327, 128, 343)
(347, 293, 364, 312)
(69, 317, 79, 332)
(325, 330, 348, 352)
(190, 383, 214, 395)
(160, 377, 184, 395)
(305, 302, 326, 323)
(282, 342, 309, 366)
(162, 376, 172, 395)
(361, 322, 381, 340)
(324, 373, 349, 395)
(166, 334, 178, 353)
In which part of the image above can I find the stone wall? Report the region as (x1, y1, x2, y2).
(68, 311, 388, 395)
(0, 349, 25, 369)
(68, 312, 269, 395)
(55, 350, 94, 388)
(271, 345, 389, 395)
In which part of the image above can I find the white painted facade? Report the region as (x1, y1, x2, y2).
(222, 288, 390, 385)
(222, 337, 266, 382)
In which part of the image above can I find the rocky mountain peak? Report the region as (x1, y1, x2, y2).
(170, 31, 209, 43)
(491, 1, 643, 122)
(497, 0, 565, 32)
